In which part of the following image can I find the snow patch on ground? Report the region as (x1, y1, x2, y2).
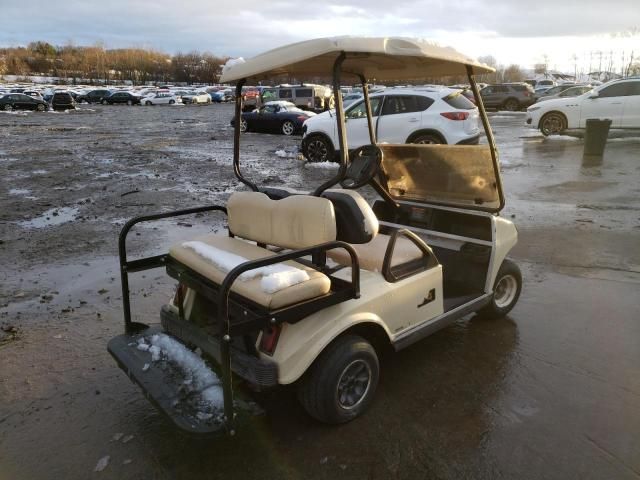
(275, 149, 299, 158)
(18, 206, 79, 228)
(94, 455, 110, 472)
(304, 161, 339, 169)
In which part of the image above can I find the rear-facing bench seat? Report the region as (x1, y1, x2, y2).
(167, 191, 337, 310)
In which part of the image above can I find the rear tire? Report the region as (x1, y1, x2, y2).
(239, 118, 248, 133)
(36, 104, 45, 112)
(503, 98, 520, 111)
(127, 100, 133, 106)
(410, 132, 444, 144)
(3, 104, 13, 111)
(145, 100, 152, 106)
(298, 335, 379, 424)
(281, 120, 295, 136)
(102, 99, 108, 105)
(169, 99, 175, 105)
(477, 259, 522, 318)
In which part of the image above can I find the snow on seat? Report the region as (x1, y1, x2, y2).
(169, 235, 331, 309)
(168, 191, 338, 310)
(327, 233, 425, 274)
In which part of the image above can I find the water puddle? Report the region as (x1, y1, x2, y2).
(18, 206, 79, 228)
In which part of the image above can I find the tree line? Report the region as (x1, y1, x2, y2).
(0, 41, 228, 85)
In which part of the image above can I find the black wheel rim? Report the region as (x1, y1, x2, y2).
(307, 139, 328, 161)
(336, 359, 372, 410)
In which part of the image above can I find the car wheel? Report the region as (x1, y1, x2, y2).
(240, 118, 248, 133)
(3, 104, 13, 111)
(36, 104, 45, 112)
(145, 101, 152, 106)
(410, 133, 444, 144)
(297, 335, 379, 424)
(540, 112, 567, 136)
(102, 100, 108, 105)
(477, 259, 522, 319)
(126, 100, 132, 106)
(169, 100, 175, 105)
(304, 135, 332, 162)
(281, 120, 295, 136)
(503, 98, 520, 111)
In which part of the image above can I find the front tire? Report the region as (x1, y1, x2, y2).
(298, 335, 379, 424)
(127, 100, 133, 106)
(239, 118, 248, 133)
(477, 259, 522, 318)
(3, 104, 13, 111)
(304, 134, 333, 162)
(540, 112, 567, 136)
(169, 99, 175, 105)
(102, 100, 108, 105)
(145, 100, 152, 106)
(281, 120, 295, 136)
(36, 104, 46, 112)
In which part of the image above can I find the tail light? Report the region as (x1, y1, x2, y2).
(297, 115, 309, 121)
(440, 112, 469, 121)
(523, 92, 531, 97)
(259, 325, 282, 356)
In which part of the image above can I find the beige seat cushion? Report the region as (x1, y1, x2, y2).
(169, 235, 331, 309)
(327, 233, 425, 273)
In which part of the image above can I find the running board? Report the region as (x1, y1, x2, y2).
(393, 294, 491, 351)
(107, 326, 263, 436)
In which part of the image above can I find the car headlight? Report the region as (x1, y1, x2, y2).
(528, 106, 540, 112)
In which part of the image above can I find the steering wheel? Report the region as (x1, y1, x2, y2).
(340, 144, 383, 189)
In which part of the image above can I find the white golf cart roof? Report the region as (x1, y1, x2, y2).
(220, 36, 494, 82)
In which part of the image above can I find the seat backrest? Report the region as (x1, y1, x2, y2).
(260, 187, 379, 245)
(227, 192, 337, 249)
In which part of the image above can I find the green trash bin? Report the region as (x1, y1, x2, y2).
(583, 118, 611, 156)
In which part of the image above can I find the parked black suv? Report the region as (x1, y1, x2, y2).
(77, 89, 112, 104)
(480, 83, 535, 111)
(51, 92, 76, 111)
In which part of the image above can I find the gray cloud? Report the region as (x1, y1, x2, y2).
(1, 0, 638, 57)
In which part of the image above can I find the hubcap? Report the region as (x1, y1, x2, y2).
(494, 274, 518, 308)
(416, 137, 437, 144)
(283, 122, 294, 135)
(307, 139, 328, 161)
(336, 359, 371, 410)
(240, 120, 247, 132)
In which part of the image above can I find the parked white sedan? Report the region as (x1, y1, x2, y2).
(526, 78, 640, 135)
(141, 92, 182, 106)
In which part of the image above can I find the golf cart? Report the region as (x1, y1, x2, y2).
(108, 37, 522, 436)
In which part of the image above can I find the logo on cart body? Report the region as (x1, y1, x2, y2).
(417, 288, 436, 308)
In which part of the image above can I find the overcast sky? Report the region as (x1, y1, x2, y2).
(2, 0, 639, 72)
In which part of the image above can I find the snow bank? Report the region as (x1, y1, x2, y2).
(304, 161, 339, 170)
(182, 241, 310, 292)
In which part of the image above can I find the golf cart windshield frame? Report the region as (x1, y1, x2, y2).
(230, 56, 504, 212)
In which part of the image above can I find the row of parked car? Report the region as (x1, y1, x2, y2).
(233, 77, 640, 162)
(0, 84, 239, 112)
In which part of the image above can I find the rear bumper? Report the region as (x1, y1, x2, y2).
(160, 305, 278, 387)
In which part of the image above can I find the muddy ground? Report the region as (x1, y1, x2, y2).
(0, 104, 639, 480)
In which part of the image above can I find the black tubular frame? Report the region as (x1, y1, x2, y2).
(381, 229, 437, 283)
(118, 205, 228, 333)
(233, 79, 258, 191)
(313, 52, 348, 196)
(466, 65, 505, 211)
(359, 74, 377, 144)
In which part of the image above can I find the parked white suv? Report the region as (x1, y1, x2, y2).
(301, 87, 480, 162)
(526, 78, 640, 135)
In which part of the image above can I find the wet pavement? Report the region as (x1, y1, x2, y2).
(1, 105, 639, 479)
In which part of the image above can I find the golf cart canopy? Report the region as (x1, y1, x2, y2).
(220, 36, 495, 83)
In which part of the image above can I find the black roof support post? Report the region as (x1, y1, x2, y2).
(233, 79, 258, 192)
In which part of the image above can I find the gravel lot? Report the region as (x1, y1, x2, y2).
(1, 104, 639, 479)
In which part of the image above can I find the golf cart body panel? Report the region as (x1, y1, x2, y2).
(109, 35, 520, 434)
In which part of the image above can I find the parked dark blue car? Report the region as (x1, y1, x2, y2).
(231, 101, 316, 136)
